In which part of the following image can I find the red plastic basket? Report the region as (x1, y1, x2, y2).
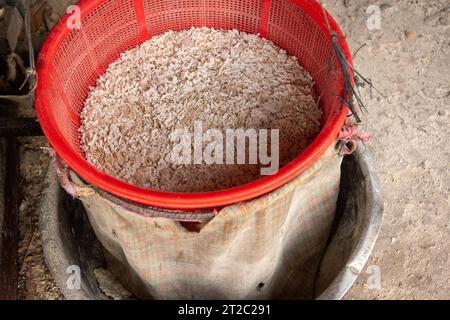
(35, 0, 352, 210)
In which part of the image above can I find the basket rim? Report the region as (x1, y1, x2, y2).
(35, 0, 352, 210)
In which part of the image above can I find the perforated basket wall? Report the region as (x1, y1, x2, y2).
(36, 0, 352, 209)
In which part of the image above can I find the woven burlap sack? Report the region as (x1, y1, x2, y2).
(66, 143, 342, 300)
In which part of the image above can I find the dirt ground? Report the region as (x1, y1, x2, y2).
(321, 0, 450, 300)
(14, 0, 449, 300)
(16, 136, 61, 300)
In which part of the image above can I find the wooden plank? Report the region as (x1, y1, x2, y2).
(0, 117, 43, 137)
(0, 103, 19, 299)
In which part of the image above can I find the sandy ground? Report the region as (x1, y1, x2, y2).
(321, 0, 450, 300)
(17, 136, 62, 300)
(13, 0, 449, 300)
